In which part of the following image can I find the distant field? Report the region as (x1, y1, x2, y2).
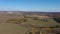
(0, 14, 59, 34)
(0, 14, 24, 23)
(23, 19, 57, 27)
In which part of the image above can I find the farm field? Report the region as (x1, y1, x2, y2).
(0, 12, 60, 34)
(0, 23, 29, 34)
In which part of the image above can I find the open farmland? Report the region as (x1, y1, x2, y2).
(0, 11, 60, 34)
(0, 14, 24, 23)
(0, 23, 29, 34)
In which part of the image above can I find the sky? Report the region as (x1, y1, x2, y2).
(0, 0, 60, 12)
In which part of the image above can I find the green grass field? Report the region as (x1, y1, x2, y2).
(23, 19, 57, 27)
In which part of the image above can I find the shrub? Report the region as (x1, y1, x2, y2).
(7, 19, 20, 24)
(19, 18, 27, 22)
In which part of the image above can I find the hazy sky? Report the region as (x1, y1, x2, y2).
(0, 0, 60, 12)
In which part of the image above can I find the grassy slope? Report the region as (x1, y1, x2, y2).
(0, 14, 58, 34)
(0, 19, 58, 34)
(0, 23, 29, 34)
(24, 19, 57, 27)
